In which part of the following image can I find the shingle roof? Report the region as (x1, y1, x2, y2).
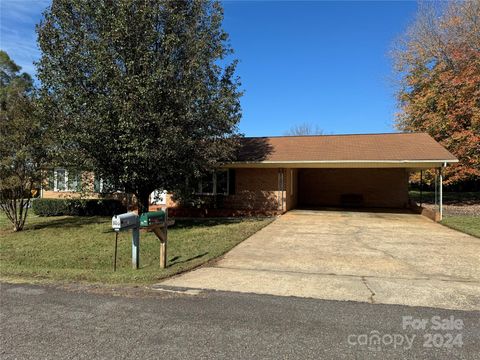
(234, 133, 457, 162)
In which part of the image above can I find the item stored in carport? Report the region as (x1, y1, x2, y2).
(340, 194, 364, 208)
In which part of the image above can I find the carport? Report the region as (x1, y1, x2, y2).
(228, 133, 458, 220)
(294, 164, 450, 218)
(297, 167, 410, 209)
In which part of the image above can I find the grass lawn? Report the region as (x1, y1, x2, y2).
(408, 190, 479, 237)
(0, 213, 273, 285)
(441, 216, 480, 238)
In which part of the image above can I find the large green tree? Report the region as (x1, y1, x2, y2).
(37, 0, 242, 213)
(0, 51, 47, 231)
(393, 1, 480, 189)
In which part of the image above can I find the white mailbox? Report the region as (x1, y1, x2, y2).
(112, 212, 139, 231)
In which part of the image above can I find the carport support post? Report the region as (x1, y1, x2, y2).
(420, 170, 423, 206)
(132, 227, 140, 269)
(439, 166, 443, 221)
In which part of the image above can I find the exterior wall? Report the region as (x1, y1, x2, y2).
(165, 193, 177, 208)
(41, 189, 133, 210)
(41, 167, 409, 214)
(163, 169, 286, 216)
(216, 167, 296, 213)
(298, 168, 409, 208)
(40, 171, 135, 209)
(41, 171, 97, 199)
(42, 190, 101, 199)
(223, 168, 282, 211)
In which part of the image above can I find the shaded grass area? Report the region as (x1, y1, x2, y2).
(409, 191, 480, 204)
(441, 216, 480, 238)
(0, 214, 273, 284)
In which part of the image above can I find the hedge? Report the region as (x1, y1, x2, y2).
(32, 199, 126, 217)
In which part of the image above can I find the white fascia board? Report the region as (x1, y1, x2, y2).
(221, 159, 458, 169)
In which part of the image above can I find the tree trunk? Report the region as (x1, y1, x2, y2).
(137, 193, 150, 216)
(0, 198, 29, 232)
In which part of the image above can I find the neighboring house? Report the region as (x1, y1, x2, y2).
(41, 132, 458, 217)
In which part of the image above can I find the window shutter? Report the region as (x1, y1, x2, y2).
(67, 171, 76, 191)
(228, 169, 236, 195)
(56, 169, 66, 191)
(48, 170, 54, 190)
(94, 177, 101, 193)
(76, 173, 82, 191)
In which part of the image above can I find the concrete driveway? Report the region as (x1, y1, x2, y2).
(160, 210, 480, 310)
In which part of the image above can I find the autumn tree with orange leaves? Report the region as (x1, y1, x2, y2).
(394, 1, 480, 190)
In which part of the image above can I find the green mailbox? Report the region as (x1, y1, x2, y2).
(139, 211, 166, 227)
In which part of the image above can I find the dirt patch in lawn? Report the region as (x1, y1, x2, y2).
(422, 203, 480, 216)
(409, 191, 480, 216)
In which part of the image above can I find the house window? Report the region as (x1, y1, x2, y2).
(94, 177, 102, 193)
(55, 169, 66, 191)
(198, 174, 214, 194)
(68, 171, 82, 192)
(196, 170, 229, 195)
(216, 170, 229, 195)
(47, 170, 55, 190)
(51, 168, 81, 192)
(93, 176, 115, 193)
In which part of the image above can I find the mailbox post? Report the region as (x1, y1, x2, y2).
(131, 227, 140, 269)
(112, 210, 173, 271)
(139, 210, 169, 269)
(112, 212, 140, 269)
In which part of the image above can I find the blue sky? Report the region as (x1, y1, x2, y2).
(0, 0, 417, 136)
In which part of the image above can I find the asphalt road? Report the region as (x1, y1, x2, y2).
(1, 283, 479, 359)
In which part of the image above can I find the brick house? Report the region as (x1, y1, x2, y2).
(41, 132, 457, 218)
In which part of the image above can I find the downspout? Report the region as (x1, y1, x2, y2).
(277, 169, 285, 212)
(277, 169, 281, 211)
